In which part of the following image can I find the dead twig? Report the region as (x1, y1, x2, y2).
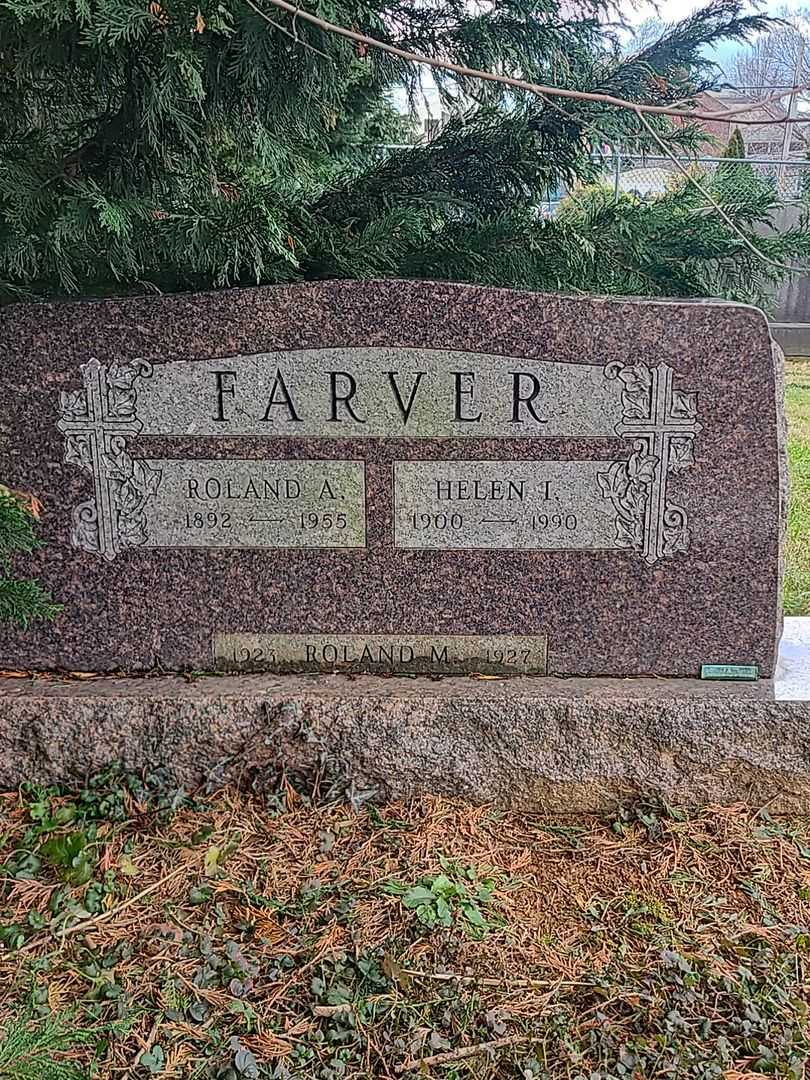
(61, 863, 190, 938)
(402, 968, 589, 990)
(312, 1003, 355, 1017)
(396, 1034, 531, 1073)
(19, 863, 191, 953)
(243, 0, 334, 61)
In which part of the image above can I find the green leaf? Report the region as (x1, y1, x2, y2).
(461, 902, 488, 929)
(401, 886, 434, 908)
(140, 1044, 166, 1073)
(204, 845, 221, 877)
(429, 874, 455, 898)
(65, 854, 95, 887)
(434, 895, 452, 926)
(39, 831, 95, 884)
(53, 805, 78, 826)
(0, 924, 26, 950)
(39, 831, 87, 869)
(119, 855, 139, 877)
(415, 904, 436, 928)
(189, 884, 212, 905)
(6, 851, 42, 879)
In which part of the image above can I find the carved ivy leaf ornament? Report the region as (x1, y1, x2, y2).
(669, 436, 696, 473)
(65, 435, 93, 472)
(133, 460, 162, 499)
(59, 389, 87, 420)
(663, 506, 691, 556)
(608, 361, 653, 420)
(106, 361, 151, 418)
(627, 450, 658, 485)
(57, 358, 161, 561)
(600, 360, 701, 564)
(74, 513, 99, 552)
(597, 457, 648, 553)
(671, 389, 698, 419)
(101, 449, 131, 483)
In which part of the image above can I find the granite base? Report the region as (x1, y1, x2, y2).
(2, 619, 810, 813)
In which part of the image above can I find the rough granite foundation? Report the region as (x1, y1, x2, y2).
(3, 619, 810, 811)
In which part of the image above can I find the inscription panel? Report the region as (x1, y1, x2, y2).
(395, 461, 619, 550)
(214, 633, 548, 674)
(138, 460, 365, 549)
(56, 353, 701, 564)
(137, 348, 622, 438)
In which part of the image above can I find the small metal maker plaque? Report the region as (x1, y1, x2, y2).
(214, 633, 548, 674)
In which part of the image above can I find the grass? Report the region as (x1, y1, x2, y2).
(786, 359, 810, 615)
(1, 770, 810, 1078)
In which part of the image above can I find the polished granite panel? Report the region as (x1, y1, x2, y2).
(0, 281, 786, 676)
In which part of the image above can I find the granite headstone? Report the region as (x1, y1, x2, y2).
(0, 280, 786, 676)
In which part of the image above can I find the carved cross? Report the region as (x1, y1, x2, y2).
(57, 358, 145, 561)
(612, 363, 702, 565)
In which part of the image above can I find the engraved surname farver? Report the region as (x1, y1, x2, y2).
(211, 367, 549, 427)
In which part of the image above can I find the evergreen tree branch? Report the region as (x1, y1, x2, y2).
(242, 0, 334, 62)
(0, 577, 62, 627)
(634, 106, 808, 274)
(248, 0, 810, 125)
(0, 492, 61, 626)
(1, 0, 807, 302)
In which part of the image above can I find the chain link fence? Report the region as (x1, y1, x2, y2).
(536, 152, 810, 214)
(359, 138, 810, 327)
(595, 152, 810, 204)
(358, 144, 810, 217)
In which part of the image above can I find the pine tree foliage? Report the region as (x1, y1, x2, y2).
(724, 127, 747, 160)
(0, 0, 801, 302)
(0, 1009, 107, 1080)
(554, 177, 805, 303)
(713, 126, 772, 219)
(0, 493, 61, 627)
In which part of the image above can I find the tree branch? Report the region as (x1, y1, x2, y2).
(249, 0, 810, 126)
(243, 0, 334, 62)
(634, 106, 806, 274)
(396, 1034, 531, 1073)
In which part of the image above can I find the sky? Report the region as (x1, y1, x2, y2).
(623, 0, 809, 81)
(626, 0, 804, 23)
(625, 0, 707, 21)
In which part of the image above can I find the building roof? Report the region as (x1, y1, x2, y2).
(687, 89, 809, 157)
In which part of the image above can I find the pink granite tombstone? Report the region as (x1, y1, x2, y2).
(0, 280, 786, 677)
